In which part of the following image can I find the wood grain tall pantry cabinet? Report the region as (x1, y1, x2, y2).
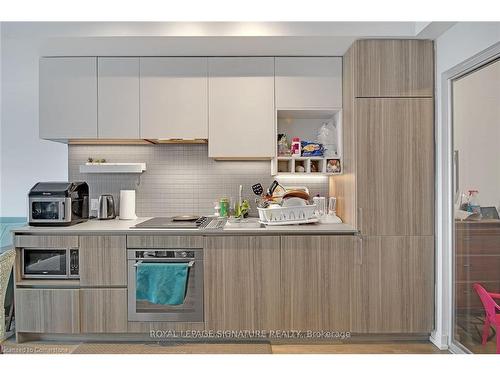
(331, 39, 435, 333)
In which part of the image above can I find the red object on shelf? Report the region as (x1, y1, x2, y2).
(291, 137, 301, 156)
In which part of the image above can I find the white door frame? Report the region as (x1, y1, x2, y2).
(431, 41, 500, 353)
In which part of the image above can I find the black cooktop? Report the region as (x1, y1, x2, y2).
(133, 216, 209, 229)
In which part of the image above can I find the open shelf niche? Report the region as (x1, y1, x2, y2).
(271, 108, 343, 176)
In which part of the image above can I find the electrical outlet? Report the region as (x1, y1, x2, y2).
(90, 199, 99, 211)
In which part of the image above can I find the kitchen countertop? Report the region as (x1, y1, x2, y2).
(11, 217, 358, 236)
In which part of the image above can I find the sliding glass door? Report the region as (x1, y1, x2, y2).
(452, 58, 500, 353)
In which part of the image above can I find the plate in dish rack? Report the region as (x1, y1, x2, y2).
(259, 218, 319, 226)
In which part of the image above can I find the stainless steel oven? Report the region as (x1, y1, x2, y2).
(127, 248, 203, 322)
(21, 248, 79, 279)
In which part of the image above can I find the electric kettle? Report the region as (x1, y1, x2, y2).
(97, 194, 116, 220)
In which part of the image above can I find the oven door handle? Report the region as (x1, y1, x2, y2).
(133, 260, 195, 268)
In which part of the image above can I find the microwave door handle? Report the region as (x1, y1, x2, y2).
(60, 201, 65, 220)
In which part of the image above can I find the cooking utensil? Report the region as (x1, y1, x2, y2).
(252, 183, 264, 196)
(267, 180, 280, 195)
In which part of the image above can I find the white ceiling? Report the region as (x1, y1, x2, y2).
(2, 21, 456, 56)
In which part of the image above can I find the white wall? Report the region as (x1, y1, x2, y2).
(1, 24, 68, 217)
(0, 22, 2, 214)
(453, 60, 500, 209)
(433, 21, 500, 350)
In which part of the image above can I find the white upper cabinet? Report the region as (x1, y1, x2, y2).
(98, 58, 140, 139)
(39, 57, 97, 139)
(208, 57, 275, 159)
(140, 57, 208, 139)
(275, 57, 342, 109)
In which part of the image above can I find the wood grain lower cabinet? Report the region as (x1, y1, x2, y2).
(357, 236, 434, 333)
(15, 289, 80, 333)
(204, 236, 281, 331)
(281, 236, 360, 331)
(80, 288, 128, 333)
(79, 236, 127, 287)
(127, 322, 205, 333)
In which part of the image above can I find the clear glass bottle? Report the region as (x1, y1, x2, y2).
(467, 190, 481, 215)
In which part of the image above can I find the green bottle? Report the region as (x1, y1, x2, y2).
(219, 198, 229, 217)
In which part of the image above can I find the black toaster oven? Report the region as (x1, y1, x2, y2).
(28, 182, 89, 226)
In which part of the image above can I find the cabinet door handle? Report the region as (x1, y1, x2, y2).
(356, 236, 364, 265)
(358, 207, 363, 234)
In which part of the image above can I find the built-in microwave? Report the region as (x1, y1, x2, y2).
(21, 248, 79, 279)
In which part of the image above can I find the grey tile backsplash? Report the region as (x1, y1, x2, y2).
(68, 144, 329, 217)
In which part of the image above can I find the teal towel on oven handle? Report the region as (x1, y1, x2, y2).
(136, 262, 189, 305)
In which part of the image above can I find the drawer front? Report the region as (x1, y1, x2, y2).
(14, 235, 79, 249)
(79, 236, 127, 287)
(456, 255, 500, 283)
(15, 288, 80, 333)
(127, 235, 203, 249)
(455, 230, 500, 256)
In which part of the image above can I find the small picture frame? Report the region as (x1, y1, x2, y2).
(480, 206, 500, 220)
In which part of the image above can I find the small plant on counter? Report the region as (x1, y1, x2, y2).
(234, 200, 250, 218)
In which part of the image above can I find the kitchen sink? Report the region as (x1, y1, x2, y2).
(224, 218, 264, 229)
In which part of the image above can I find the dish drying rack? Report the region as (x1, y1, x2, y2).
(258, 204, 318, 225)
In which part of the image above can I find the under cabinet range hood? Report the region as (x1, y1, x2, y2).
(67, 139, 208, 145)
(68, 139, 155, 145)
(148, 138, 208, 144)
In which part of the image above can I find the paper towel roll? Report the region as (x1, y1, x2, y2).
(119, 190, 137, 220)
